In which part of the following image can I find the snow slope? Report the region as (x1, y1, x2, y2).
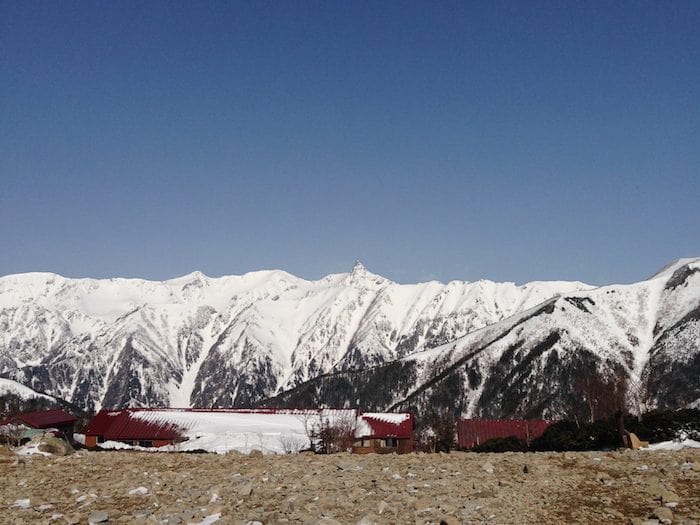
(0, 378, 55, 402)
(0, 262, 591, 411)
(1, 258, 698, 416)
(271, 258, 700, 419)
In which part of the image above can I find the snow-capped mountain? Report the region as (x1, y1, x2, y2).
(272, 258, 700, 419)
(0, 262, 591, 412)
(0, 378, 55, 403)
(0, 377, 74, 416)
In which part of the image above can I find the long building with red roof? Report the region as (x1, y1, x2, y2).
(0, 408, 78, 442)
(84, 408, 415, 454)
(456, 418, 553, 450)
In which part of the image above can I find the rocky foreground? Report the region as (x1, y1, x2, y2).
(1, 447, 699, 525)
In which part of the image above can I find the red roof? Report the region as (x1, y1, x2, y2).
(85, 410, 185, 441)
(85, 408, 357, 439)
(2, 409, 77, 429)
(86, 408, 414, 442)
(457, 419, 554, 449)
(357, 413, 414, 439)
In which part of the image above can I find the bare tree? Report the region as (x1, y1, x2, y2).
(0, 423, 25, 447)
(296, 412, 319, 451)
(574, 368, 627, 423)
(278, 434, 307, 454)
(421, 408, 455, 452)
(626, 376, 652, 420)
(317, 411, 357, 454)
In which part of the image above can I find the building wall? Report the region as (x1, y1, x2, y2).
(352, 437, 414, 454)
(457, 419, 553, 449)
(54, 423, 75, 441)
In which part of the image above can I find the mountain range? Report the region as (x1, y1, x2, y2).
(1, 258, 698, 419)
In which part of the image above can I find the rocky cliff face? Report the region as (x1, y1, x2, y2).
(1, 259, 698, 417)
(270, 259, 700, 419)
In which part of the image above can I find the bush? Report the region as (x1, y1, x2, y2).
(626, 409, 700, 443)
(530, 420, 621, 452)
(471, 436, 528, 453)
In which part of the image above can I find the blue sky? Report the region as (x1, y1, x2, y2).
(1, 1, 698, 285)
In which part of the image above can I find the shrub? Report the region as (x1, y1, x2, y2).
(530, 420, 620, 451)
(471, 436, 528, 453)
(626, 409, 700, 443)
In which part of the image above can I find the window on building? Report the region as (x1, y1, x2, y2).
(381, 438, 398, 448)
(138, 440, 153, 448)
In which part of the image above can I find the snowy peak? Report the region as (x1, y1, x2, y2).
(270, 258, 700, 419)
(649, 256, 700, 281)
(1, 259, 698, 415)
(352, 260, 366, 273)
(341, 261, 388, 289)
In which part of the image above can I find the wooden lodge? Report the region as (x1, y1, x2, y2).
(352, 412, 415, 454)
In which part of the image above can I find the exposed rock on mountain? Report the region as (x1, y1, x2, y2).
(0, 377, 81, 417)
(271, 259, 700, 419)
(1, 258, 698, 418)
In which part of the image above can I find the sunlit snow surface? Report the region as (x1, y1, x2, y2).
(0, 258, 697, 415)
(644, 439, 700, 451)
(191, 514, 221, 525)
(0, 378, 54, 401)
(16, 441, 52, 456)
(0, 263, 595, 409)
(97, 409, 360, 454)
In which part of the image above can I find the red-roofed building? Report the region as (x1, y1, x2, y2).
(84, 408, 416, 453)
(353, 412, 415, 454)
(456, 418, 554, 450)
(84, 409, 186, 448)
(0, 409, 78, 442)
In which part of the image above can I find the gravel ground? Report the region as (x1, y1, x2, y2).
(1, 446, 699, 524)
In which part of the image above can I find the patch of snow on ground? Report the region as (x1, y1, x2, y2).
(189, 513, 221, 525)
(16, 442, 52, 456)
(98, 440, 136, 450)
(644, 439, 700, 451)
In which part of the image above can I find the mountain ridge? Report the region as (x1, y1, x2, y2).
(1, 258, 698, 418)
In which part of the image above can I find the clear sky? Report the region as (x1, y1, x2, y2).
(1, 1, 698, 285)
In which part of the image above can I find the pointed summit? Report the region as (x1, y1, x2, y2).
(351, 260, 366, 273)
(343, 260, 388, 288)
(167, 270, 209, 288)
